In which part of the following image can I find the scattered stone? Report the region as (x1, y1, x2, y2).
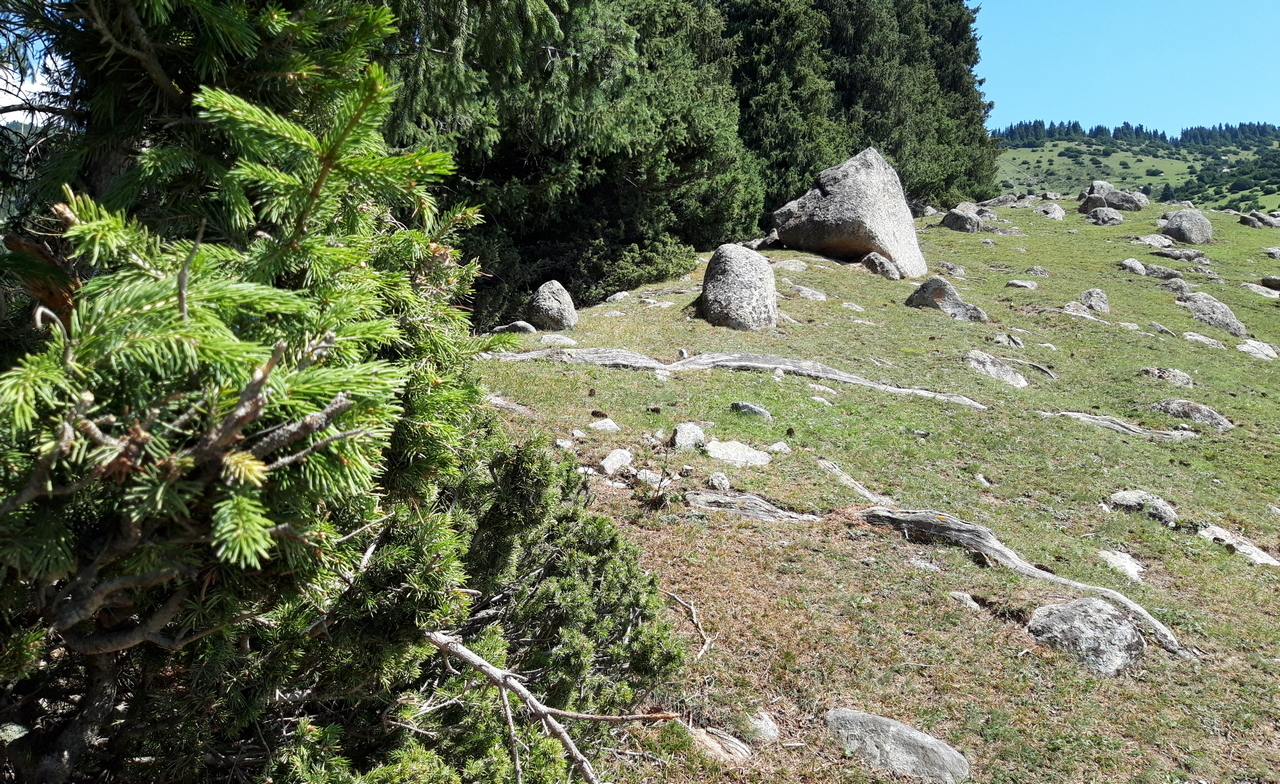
(1151, 398, 1233, 431)
(1098, 551, 1145, 583)
(904, 276, 989, 322)
(1061, 301, 1106, 321)
(588, 417, 622, 432)
(741, 229, 782, 251)
(1183, 332, 1226, 349)
(527, 280, 579, 330)
(671, 422, 707, 450)
(980, 238, 996, 247)
(1133, 233, 1175, 248)
(773, 148, 928, 276)
(1079, 193, 1108, 212)
(1151, 247, 1205, 261)
(1084, 180, 1115, 197)
(705, 440, 772, 467)
(1033, 202, 1066, 220)
(539, 334, 578, 346)
(1027, 598, 1145, 676)
(809, 383, 839, 395)
(766, 442, 792, 454)
(554, 438, 575, 450)
(689, 726, 752, 764)
(1237, 340, 1278, 360)
(1042, 191, 1062, 200)
(1261, 275, 1280, 290)
(605, 291, 630, 302)
(1162, 278, 1192, 295)
(942, 207, 983, 233)
(699, 244, 778, 331)
(635, 469, 666, 489)
(811, 395, 833, 406)
(1119, 258, 1146, 275)
(863, 251, 903, 280)
(1176, 292, 1247, 337)
(1263, 250, 1280, 262)
(979, 194, 1017, 207)
(771, 258, 808, 272)
(1006, 279, 1038, 289)
(964, 350, 1028, 388)
(601, 449, 633, 476)
(791, 284, 828, 301)
(1105, 190, 1150, 211)
(1086, 207, 1125, 226)
(825, 709, 970, 784)
(730, 401, 773, 420)
(1043, 411, 1199, 442)
(685, 489, 818, 522)
(1110, 489, 1179, 525)
(1024, 265, 1050, 277)
(1151, 321, 1175, 336)
(817, 459, 894, 505)
(1081, 288, 1110, 313)
(992, 333, 1024, 348)
(1242, 282, 1280, 299)
(1142, 367, 1194, 387)
(950, 591, 983, 611)
(1197, 526, 1280, 566)
(937, 261, 966, 276)
(745, 712, 780, 744)
(1067, 229, 1078, 234)
(1162, 210, 1213, 244)
(492, 320, 538, 334)
(707, 472, 732, 491)
(841, 301, 866, 312)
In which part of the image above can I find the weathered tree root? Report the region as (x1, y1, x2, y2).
(497, 348, 988, 409)
(1039, 411, 1198, 442)
(860, 507, 1195, 659)
(426, 632, 678, 783)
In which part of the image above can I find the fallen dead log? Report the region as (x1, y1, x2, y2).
(860, 507, 1194, 658)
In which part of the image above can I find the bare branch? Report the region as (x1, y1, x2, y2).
(82, 0, 184, 102)
(0, 103, 77, 117)
(659, 589, 713, 660)
(53, 569, 179, 631)
(63, 587, 189, 654)
(0, 416, 76, 516)
(177, 218, 206, 321)
(249, 392, 353, 459)
(187, 342, 287, 460)
(265, 428, 363, 471)
(501, 690, 524, 784)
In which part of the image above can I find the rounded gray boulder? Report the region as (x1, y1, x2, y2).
(1162, 209, 1213, 244)
(826, 709, 970, 784)
(527, 280, 578, 330)
(1086, 207, 1125, 226)
(699, 244, 778, 331)
(1027, 598, 1145, 676)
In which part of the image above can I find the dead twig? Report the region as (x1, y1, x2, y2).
(659, 589, 713, 660)
(996, 355, 1058, 379)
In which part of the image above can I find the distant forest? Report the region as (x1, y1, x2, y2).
(997, 120, 1280, 151)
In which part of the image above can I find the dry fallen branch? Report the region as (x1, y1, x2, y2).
(861, 507, 1194, 658)
(996, 355, 1058, 379)
(426, 632, 678, 784)
(659, 589, 714, 660)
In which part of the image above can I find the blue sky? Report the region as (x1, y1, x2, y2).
(972, 1, 1280, 135)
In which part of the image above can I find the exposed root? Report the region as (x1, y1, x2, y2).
(659, 589, 714, 660)
(1040, 411, 1198, 442)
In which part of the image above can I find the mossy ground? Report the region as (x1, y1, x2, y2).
(478, 202, 1280, 783)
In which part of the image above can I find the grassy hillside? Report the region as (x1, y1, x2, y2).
(997, 140, 1280, 212)
(478, 202, 1280, 783)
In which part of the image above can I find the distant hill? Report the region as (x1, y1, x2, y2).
(993, 121, 1280, 212)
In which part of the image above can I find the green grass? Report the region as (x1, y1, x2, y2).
(478, 203, 1280, 783)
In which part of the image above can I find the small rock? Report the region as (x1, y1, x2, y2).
(908, 557, 941, 572)
(949, 591, 983, 611)
(1241, 282, 1280, 299)
(1006, 279, 1038, 290)
(601, 449, 633, 476)
(602, 310, 626, 317)
(1183, 332, 1226, 349)
(905, 276, 989, 322)
(942, 207, 982, 233)
(1144, 264, 1183, 280)
(937, 261, 966, 276)
(992, 333, 1024, 348)
(605, 291, 630, 302)
(492, 320, 538, 334)
(841, 301, 866, 312)
(588, 418, 622, 432)
(1133, 233, 1175, 248)
(1237, 340, 1278, 360)
(1081, 288, 1110, 313)
(528, 280, 579, 330)
(1198, 526, 1280, 566)
(1151, 398, 1233, 431)
(1151, 247, 1205, 261)
(707, 472, 732, 491)
(864, 251, 903, 280)
(1027, 598, 1145, 676)
(791, 284, 828, 300)
(771, 258, 808, 272)
(539, 334, 578, 346)
(1086, 207, 1125, 226)
(730, 401, 773, 420)
(554, 438, 575, 450)
(1150, 322, 1175, 336)
(1110, 489, 1178, 525)
(745, 711, 780, 744)
(1119, 258, 1146, 275)
(1162, 278, 1192, 296)
(1033, 202, 1066, 220)
(1024, 265, 1050, 277)
(705, 440, 772, 467)
(1061, 301, 1105, 321)
(808, 383, 839, 395)
(1263, 250, 1280, 262)
(689, 727, 752, 764)
(671, 422, 707, 450)
(825, 709, 970, 784)
(811, 396, 834, 406)
(1141, 367, 1194, 387)
(1176, 292, 1247, 337)
(766, 442, 792, 454)
(1097, 550, 1145, 583)
(635, 469, 666, 488)
(980, 239, 996, 247)
(964, 350, 1028, 388)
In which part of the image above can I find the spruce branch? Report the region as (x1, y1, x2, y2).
(52, 569, 180, 632)
(62, 587, 190, 654)
(248, 392, 352, 458)
(177, 218, 207, 321)
(81, 0, 184, 102)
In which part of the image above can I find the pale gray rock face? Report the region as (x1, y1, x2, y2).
(601, 449, 632, 476)
(772, 148, 928, 277)
(1134, 233, 1175, 248)
(1027, 598, 1145, 676)
(863, 251, 903, 280)
(1081, 288, 1110, 313)
(1198, 526, 1280, 566)
(905, 276, 989, 321)
(1086, 180, 1115, 196)
(1086, 207, 1125, 226)
(588, 417, 622, 432)
(1241, 282, 1280, 299)
(1078, 193, 1108, 212)
(1006, 280, 1038, 289)
(707, 471, 731, 491)
(699, 244, 778, 331)
(745, 712, 780, 744)
(1104, 190, 1150, 211)
(771, 258, 808, 272)
(1152, 247, 1205, 261)
(1183, 332, 1226, 349)
(1024, 265, 1050, 277)
(1162, 278, 1192, 296)
(704, 440, 771, 467)
(1151, 321, 1175, 336)
(1142, 367, 1194, 387)
(1042, 191, 1062, 200)
(1119, 258, 1146, 275)
(941, 208, 982, 233)
(1097, 550, 1145, 583)
(979, 194, 1017, 207)
(539, 334, 578, 346)
(730, 401, 773, 421)
(1263, 250, 1280, 262)
(1144, 264, 1182, 280)
(1033, 202, 1066, 220)
(671, 422, 707, 450)
(1110, 489, 1179, 525)
(493, 320, 538, 334)
(937, 261, 966, 276)
(1262, 275, 1280, 289)
(1162, 210, 1213, 244)
(992, 333, 1024, 348)
(1152, 398, 1233, 431)
(527, 280, 578, 330)
(605, 291, 629, 302)
(1237, 340, 1278, 360)
(963, 350, 1028, 388)
(825, 709, 970, 784)
(1176, 292, 1247, 337)
(790, 284, 828, 301)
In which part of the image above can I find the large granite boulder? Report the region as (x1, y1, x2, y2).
(1078, 193, 1108, 212)
(1162, 210, 1213, 244)
(826, 709, 970, 784)
(1104, 190, 1150, 211)
(1027, 598, 1145, 676)
(1034, 202, 1066, 220)
(527, 280, 578, 330)
(941, 208, 983, 233)
(772, 148, 927, 277)
(1176, 292, 1247, 337)
(1086, 207, 1125, 226)
(905, 277, 988, 321)
(699, 244, 778, 331)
